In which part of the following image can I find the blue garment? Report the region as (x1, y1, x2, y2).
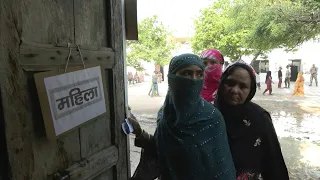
(148, 82, 159, 96)
(155, 54, 236, 180)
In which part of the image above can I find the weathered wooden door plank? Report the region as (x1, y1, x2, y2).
(78, 70, 112, 158)
(2, 0, 129, 179)
(1, 0, 83, 179)
(19, 43, 115, 71)
(73, 1, 115, 180)
(74, 0, 108, 48)
(20, 0, 74, 44)
(109, 0, 130, 178)
(66, 145, 118, 180)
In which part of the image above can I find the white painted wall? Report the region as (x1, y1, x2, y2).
(241, 40, 320, 73)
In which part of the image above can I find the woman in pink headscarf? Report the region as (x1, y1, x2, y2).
(200, 49, 225, 102)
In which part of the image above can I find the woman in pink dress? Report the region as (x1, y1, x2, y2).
(263, 71, 273, 95)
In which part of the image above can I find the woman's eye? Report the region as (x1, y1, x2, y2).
(182, 70, 193, 76)
(225, 80, 235, 86)
(242, 83, 251, 89)
(240, 85, 247, 89)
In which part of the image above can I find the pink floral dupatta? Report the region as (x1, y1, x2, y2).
(200, 64, 223, 102)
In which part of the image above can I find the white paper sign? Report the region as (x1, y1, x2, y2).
(44, 66, 106, 136)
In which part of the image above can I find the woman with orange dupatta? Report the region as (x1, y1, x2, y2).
(292, 72, 305, 96)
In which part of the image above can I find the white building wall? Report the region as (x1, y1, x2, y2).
(241, 40, 320, 73)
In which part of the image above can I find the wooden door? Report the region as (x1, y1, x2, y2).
(0, 0, 129, 179)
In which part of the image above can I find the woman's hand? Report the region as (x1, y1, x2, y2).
(127, 117, 142, 137)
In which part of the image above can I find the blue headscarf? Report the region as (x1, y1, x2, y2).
(155, 53, 236, 180)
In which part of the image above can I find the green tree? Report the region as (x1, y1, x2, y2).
(192, 0, 251, 61)
(192, 0, 320, 62)
(240, 0, 320, 50)
(126, 15, 176, 69)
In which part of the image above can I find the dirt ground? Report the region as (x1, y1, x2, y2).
(128, 81, 320, 180)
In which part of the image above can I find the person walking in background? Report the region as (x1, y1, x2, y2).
(309, 64, 318, 87)
(139, 72, 144, 82)
(292, 72, 305, 96)
(263, 71, 273, 95)
(285, 65, 291, 88)
(278, 67, 283, 88)
(148, 71, 159, 97)
(134, 72, 140, 83)
(256, 72, 261, 90)
(157, 72, 163, 83)
(128, 72, 134, 84)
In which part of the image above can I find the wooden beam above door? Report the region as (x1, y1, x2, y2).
(19, 42, 115, 71)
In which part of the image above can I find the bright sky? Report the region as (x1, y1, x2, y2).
(137, 0, 215, 37)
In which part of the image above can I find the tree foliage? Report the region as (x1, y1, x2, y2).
(192, 0, 320, 62)
(126, 15, 176, 70)
(192, 1, 250, 61)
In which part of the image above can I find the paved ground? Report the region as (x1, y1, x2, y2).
(128, 80, 320, 180)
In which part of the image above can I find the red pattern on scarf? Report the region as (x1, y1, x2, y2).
(200, 64, 223, 102)
(200, 49, 224, 64)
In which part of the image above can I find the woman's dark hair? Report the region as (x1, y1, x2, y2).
(265, 71, 272, 83)
(220, 55, 225, 65)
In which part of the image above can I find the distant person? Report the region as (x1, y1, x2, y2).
(278, 67, 283, 88)
(292, 72, 305, 96)
(263, 71, 273, 95)
(284, 65, 291, 88)
(139, 72, 144, 82)
(157, 72, 163, 83)
(309, 64, 318, 87)
(148, 71, 159, 97)
(128, 72, 134, 84)
(199, 49, 224, 102)
(134, 72, 140, 83)
(256, 72, 261, 90)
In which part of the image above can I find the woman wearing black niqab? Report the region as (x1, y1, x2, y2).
(215, 61, 289, 180)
